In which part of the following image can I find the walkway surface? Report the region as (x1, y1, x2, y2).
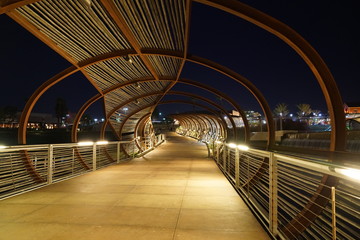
(0, 133, 270, 240)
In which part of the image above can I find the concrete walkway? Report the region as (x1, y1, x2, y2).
(0, 133, 270, 240)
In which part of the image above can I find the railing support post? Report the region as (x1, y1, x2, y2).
(222, 144, 227, 170)
(92, 143, 96, 171)
(47, 144, 53, 184)
(235, 147, 240, 188)
(216, 143, 220, 164)
(132, 140, 135, 159)
(117, 142, 120, 163)
(331, 186, 337, 240)
(269, 152, 278, 237)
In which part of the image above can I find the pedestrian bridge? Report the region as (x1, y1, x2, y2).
(1, 133, 270, 240)
(1, 133, 359, 240)
(1, 1, 359, 240)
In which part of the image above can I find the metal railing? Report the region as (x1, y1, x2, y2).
(0, 134, 165, 199)
(212, 141, 360, 240)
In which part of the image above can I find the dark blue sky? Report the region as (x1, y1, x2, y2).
(0, 0, 359, 119)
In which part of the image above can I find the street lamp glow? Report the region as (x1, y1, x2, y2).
(78, 141, 94, 146)
(335, 168, 360, 182)
(228, 143, 237, 148)
(237, 144, 249, 151)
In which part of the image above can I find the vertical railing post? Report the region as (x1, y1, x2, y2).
(132, 140, 135, 159)
(235, 147, 240, 188)
(216, 143, 220, 164)
(269, 152, 278, 237)
(227, 147, 231, 173)
(92, 143, 96, 171)
(47, 144, 53, 184)
(117, 142, 120, 163)
(331, 187, 337, 240)
(222, 144, 227, 170)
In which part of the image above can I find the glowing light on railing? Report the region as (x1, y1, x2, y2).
(228, 143, 237, 148)
(0, 145, 7, 149)
(237, 144, 249, 151)
(96, 141, 108, 145)
(77, 141, 94, 146)
(335, 168, 360, 182)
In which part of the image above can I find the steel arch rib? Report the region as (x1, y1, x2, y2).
(71, 77, 250, 145)
(191, 1, 345, 238)
(141, 50, 275, 149)
(101, 91, 236, 140)
(194, 0, 345, 152)
(116, 100, 229, 139)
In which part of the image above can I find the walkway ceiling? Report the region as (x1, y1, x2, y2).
(1, 0, 346, 151)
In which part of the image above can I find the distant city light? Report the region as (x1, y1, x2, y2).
(159, 112, 162, 115)
(290, 114, 293, 117)
(94, 118, 98, 122)
(101, 118, 104, 122)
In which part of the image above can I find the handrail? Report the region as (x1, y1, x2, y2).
(0, 134, 165, 199)
(212, 141, 360, 240)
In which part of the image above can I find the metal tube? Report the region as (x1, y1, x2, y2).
(47, 144, 53, 184)
(269, 152, 278, 236)
(331, 186, 336, 240)
(92, 144, 96, 171)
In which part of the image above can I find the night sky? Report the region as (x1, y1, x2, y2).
(0, 0, 359, 119)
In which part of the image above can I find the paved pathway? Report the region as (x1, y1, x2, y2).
(0, 133, 270, 240)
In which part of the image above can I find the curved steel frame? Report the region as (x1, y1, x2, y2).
(7, 1, 346, 238)
(18, 53, 268, 146)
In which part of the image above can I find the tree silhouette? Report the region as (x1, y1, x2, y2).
(297, 103, 312, 117)
(274, 103, 289, 130)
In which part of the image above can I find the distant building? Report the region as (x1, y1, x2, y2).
(0, 112, 58, 129)
(344, 102, 360, 115)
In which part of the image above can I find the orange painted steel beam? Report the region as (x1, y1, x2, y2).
(178, 78, 250, 143)
(18, 66, 77, 144)
(141, 50, 274, 149)
(167, 91, 237, 139)
(192, 1, 346, 238)
(100, 0, 159, 81)
(150, 0, 193, 113)
(0, 0, 40, 14)
(112, 91, 237, 139)
(195, 0, 345, 152)
(7, 10, 78, 66)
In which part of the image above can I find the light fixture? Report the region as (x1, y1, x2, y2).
(135, 82, 141, 88)
(335, 168, 360, 182)
(78, 141, 94, 146)
(0, 145, 7, 149)
(228, 143, 237, 148)
(237, 144, 249, 151)
(135, 99, 140, 104)
(124, 55, 133, 64)
(96, 141, 109, 145)
(84, 0, 92, 8)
